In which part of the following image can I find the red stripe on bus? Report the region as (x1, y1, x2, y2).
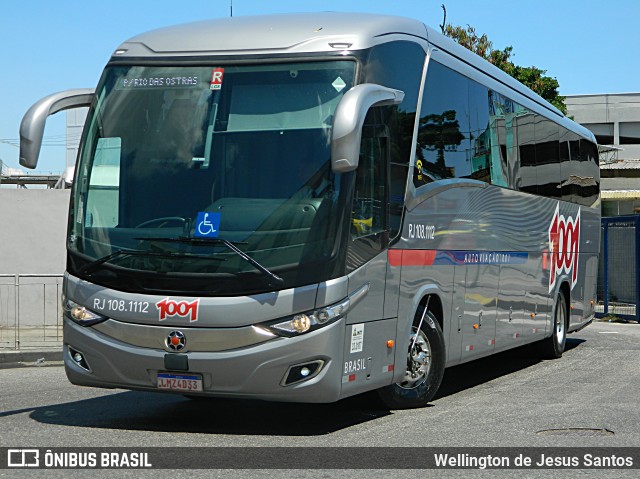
(388, 249, 437, 267)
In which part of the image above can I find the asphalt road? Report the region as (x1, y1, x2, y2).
(1, 320, 639, 478)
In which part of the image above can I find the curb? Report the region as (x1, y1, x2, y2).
(0, 350, 63, 369)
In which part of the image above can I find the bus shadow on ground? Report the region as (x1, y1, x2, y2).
(22, 390, 388, 436)
(19, 338, 585, 436)
(435, 337, 585, 399)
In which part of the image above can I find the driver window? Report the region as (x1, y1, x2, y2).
(352, 125, 387, 238)
(346, 111, 389, 272)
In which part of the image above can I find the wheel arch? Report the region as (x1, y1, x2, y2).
(394, 286, 445, 382)
(409, 286, 444, 332)
(378, 289, 447, 409)
(420, 293, 443, 332)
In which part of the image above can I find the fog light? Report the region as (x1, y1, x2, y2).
(282, 360, 324, 386)
(68, 347, 91, 372)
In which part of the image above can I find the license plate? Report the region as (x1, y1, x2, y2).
(157, 372, 203, 392)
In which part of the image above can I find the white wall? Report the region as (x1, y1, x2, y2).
(0, 189, 70, 274)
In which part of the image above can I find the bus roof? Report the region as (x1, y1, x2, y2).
(114, 12, 428, 57)
(111, 12, 595, 143)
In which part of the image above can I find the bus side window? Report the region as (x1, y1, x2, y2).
(415, 60, 471, 186)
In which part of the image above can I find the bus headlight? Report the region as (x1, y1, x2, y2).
(263, 297, 350, 337)
(63, 299, 107, 326)
(291, 314, 312, 333)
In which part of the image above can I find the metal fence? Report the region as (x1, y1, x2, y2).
(0, 274, 63, 350)
(598, 215, 640, 320)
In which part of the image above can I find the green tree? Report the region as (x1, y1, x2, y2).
(443, 23, 567, 114)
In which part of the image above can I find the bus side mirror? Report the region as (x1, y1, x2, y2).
(19, 89, 95, 169)
(331, 83, 404, 173)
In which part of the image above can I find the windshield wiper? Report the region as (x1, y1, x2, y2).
(78, 248, 224, 276)
(138, 236, 285, 288)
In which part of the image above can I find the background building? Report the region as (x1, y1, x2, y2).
(567, 93, 640, 216)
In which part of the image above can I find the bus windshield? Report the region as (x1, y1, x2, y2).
(69, 61, 357, 295)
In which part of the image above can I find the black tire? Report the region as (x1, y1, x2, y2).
(377, 307, 446, 409)
(539, 289, 568, 359)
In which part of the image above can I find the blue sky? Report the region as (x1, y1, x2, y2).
(1, 0, 638, 173)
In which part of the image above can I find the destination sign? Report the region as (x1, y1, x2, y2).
(118, 76, 201, 89)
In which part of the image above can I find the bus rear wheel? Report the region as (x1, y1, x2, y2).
(539, 289, 568, 359)
(377, 307, 445, 409)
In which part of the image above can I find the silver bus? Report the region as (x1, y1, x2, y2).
(20, 13, 599, 408)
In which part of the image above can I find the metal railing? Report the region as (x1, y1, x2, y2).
(0, 274, 63, 350)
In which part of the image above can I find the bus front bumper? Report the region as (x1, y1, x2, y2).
(63, 316, 346, 403)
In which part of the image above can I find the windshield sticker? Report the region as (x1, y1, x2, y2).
(415, 159, 424, 182)
(118, 76, 200, 90)
(210, 68, 224, 90)
(195, 212, 221, 238)
(332, 77, 346, 92)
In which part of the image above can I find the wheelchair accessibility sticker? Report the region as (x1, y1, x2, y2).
(195, 212, 221, 238)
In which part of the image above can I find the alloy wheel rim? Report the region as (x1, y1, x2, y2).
(556, 299, 566, 348)
(399, 327, 432, 389)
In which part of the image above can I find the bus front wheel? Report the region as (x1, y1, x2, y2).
(377, 307, 445, 409)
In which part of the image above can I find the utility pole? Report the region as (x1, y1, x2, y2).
(230, 0, 233, 17)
